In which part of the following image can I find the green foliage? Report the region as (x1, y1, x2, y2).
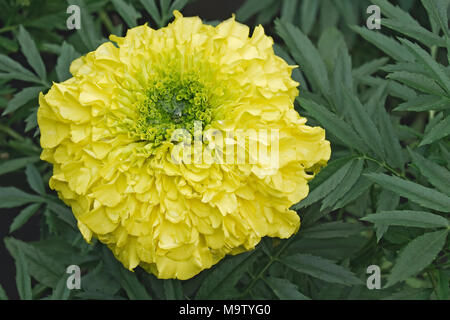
(0, 0, 449, 300)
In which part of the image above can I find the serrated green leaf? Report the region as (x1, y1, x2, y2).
(353, 57, 390, 80)
(164, 279, 184, 300)
(196, 250, 260, 299)
(362, 211, 449, 228)
(365, 173, 450, 212)
(372, 0, 445, 47)
(25, 107, 38, 133)
(0, 54, 41, 83)
(69, 0, 101, 51)
(140, 0, 162, 27)
(275, 20, 330, 97)
(102, 247, 151, 300)
(351, 25, 414, 62)
(394, 95, 450, 112)
(333, 44, 353, 115)
(56, 42, 79, 82)
(295, 160, 354, 209)
(332, 174, 374, 210)
(169, 0, 189, 12)
(112, 0, 141, 28)
(320, 158, 363, 210)
(2, 86, 43, 115)
(360, 76, 417, 101)
(287, 236, 366, 261)
(0, 187, 43, 208)
(236, 0, 274, 22)
(319, 0, 339, 32)
(399, 38, 450, 95)
(300, 0, 319, 35)
(386, 230, 448, 287)
(45, 201, 77, 228)
(301, 221, 366, 239)
(308, 155, 357, 190)
(0, 156, 40, 177)
(342, 88, 385, 159)
(419, 115, 450, 146)
(50, 275, 70, 300)
(281, 253, 362, 286)
(366, 81, 388, 117)
(17, 25, 46, 80)
(388, 71, 446, 97)
(9, 203, 41, 233)
(382, 18, 445, 48)
(318, 27, 346, 72)
(421, 0, 450, 38)
(409, 149, 450, 195)
(297, 97, 368, 153)
(280, 0, 298, 24)
(378, 107, 405, 169)
(4, 238, 33, 300)
(0, 36, 18, 52)
(375, 189, 400, 242)
(265, 276, 310, 300)
(255, 0, 280, 25)
(4, 237, 65, 288)
(25, 163, 45, 195)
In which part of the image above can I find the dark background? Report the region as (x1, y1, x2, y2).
(0, 0, 244, 300)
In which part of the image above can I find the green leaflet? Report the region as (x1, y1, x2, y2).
(17, 26, 46, 81)
(362, 211, 449, 229)
(264, 277, 310, 300)
(0, 156, 40, 177)
(365, 173, 450, 212)
(5, 238, 33, 300)
(9, 203, 41, 233)
(275, 20, 330, 98)
(55, 42, 80, 82)
(164, 279, 184, 300)
(25, 163, 45, 195)
(409, 149, 450, 195)
(419, 115, 450, 146)
(102, 247, 152, 300)
(320, 158, 364, 210)
(295, 160, 354, 209)
(196, 250, 260, 300)
(280, 253, 362, 286)
(0, 187, 43, 208)
(297, 97, 368, 153)
(299, 0, 319, 35)
(301, 221, 366, 239)
(386, 230, 449, 287)
(111, 0, 141, 28)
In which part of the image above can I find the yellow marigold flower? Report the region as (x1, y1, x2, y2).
(37, 12, 331, 280)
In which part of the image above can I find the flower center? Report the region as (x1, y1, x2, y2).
(131, 71, 213, 146)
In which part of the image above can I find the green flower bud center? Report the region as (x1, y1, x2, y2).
(131, 71, 212, 146)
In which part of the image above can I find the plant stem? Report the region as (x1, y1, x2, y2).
(360, 155, 406, 179)
(239, 237, 294, 298)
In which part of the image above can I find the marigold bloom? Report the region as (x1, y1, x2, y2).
(37, 12, 331, 279)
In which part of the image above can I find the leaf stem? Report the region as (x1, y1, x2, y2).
(238, 237, 294, 298)
(360, 155, 406, 179)
(0, 124, 25, 140)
